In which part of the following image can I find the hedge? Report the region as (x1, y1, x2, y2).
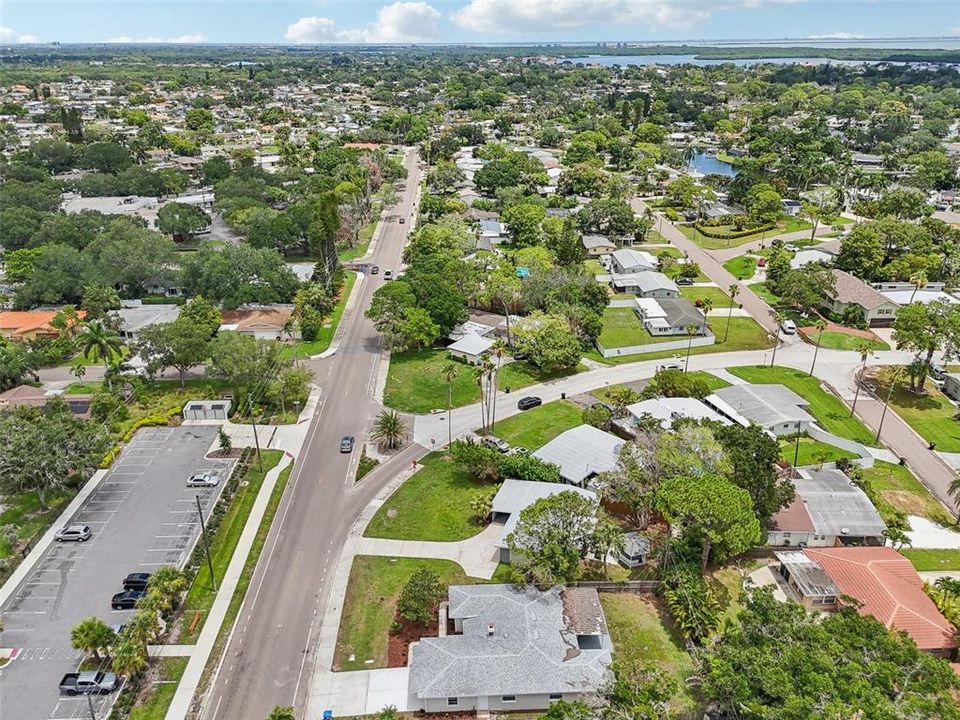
(693, 222, 774, 240)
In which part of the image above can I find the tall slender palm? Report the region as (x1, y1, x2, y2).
(71, 364, 86, 383)
(909, 271, 928, 304)
(809, 318, 827, 376)
(489, 340, 506, 432)
(770, 311, 785, 367)
(948, 476, 960, 523)
(684, 324, 698, 373)
(79, 320, 123, 390)
(700, 298, 713, 336)
(371, 409, 408, 451)
(850, 339, 874, 417)
(724, 284, 739, 343)
(441, 362, 458, 448)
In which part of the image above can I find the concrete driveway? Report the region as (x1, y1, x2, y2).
(0, 426, 233, 720)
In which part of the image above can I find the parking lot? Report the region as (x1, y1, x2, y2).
(0, 426, 234, 720)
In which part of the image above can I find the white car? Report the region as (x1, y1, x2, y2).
(658, 359, 683, 371)
(186, 471, 220, 488)
(781, 319, 797, 335)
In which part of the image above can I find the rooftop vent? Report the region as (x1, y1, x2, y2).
(487, 624, 495, 637)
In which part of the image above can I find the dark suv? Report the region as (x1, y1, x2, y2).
(517, 396, 542, 411)
(122, 573, 151, 591)
(111, 590, 145, 610)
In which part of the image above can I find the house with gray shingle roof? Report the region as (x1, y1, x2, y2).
(407, 584, 612, 713)
(824, 270, 899, 327)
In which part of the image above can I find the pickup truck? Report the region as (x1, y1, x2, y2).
(59, 670, 119, 696)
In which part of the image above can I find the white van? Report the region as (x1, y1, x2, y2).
(781, 319, 797, 335)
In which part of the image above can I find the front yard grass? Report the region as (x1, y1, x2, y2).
(364, 452, 490, 541)
(679, 218, 811, 250)
(900, 548, 960, 572)
(679, 286, 733, 308)
(778, 437, 857, 467)
(860, 461, 954, 528)
(492, 400, 583, 450)
(807, 330, 889, 352)
(334, 556, 470, 671)
(872, 374, 960, 453)
(280, 271, 356, 360)
(747, 281, 783, 306)
(599, 308, 659, 348)
(728, 366, 875, 445)
(599, 593, 699, 714)
(723, 256, 757, 280)
(128, 657, 188, 720)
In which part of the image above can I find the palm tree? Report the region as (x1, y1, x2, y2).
(371, 409, 408, 451)
(809, 318, 827, 376)
(875, 366, 904, 444)
(909, 271, 928, 303)
(70, 617, 116, 662)
(441, 362, 458, 448)
(948, 477, 960, 523)
(126, 608, 160, 658)
(79, 320, 123, 389)
(850, 339, 874, 417)
(71, 363, 86, 383)
(700, 298, 713, 336)
(684, 324, 698, 373)
(723, 284, 740, 343)
(111, 638, 147, 678)
(591, 514, 626, 579)
(770, 311, 785, 367)
(489, 340, 507, 431)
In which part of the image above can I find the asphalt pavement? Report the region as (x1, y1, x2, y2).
(0, 426, 232, 720)
(199, 149, 427, 720)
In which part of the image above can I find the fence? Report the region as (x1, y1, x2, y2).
(570, 580, 660, 593)
(596, 332, 715, 359)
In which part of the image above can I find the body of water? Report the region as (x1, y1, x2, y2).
(687, 151, 738, 177)
(568, 54, 890, 67)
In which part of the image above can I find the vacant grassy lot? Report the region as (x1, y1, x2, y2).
(679, 285, 733, 308)
(364, 452, 490, 541)
(680, 218, 811, 250)
(280, 271, 356, 360)
(729, 366, 875, 445)
(778, 437, 857, 467)
(872, 374, 960, 453)
(334, 556, 470, 670)
(599, 593, 699, 714)
(492, 400, 583, 450)
(599, 308, 658, 348)
(860, 461, 954, 528)
(128, 657, 188, 720)
(806, 330, 889, 352)
(385, 350, 579, 413)
(723, 256, 757, 280)
(901, 548, 960, 572)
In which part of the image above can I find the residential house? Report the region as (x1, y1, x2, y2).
(873, 281, 960, 307)
(790, 247, 837, 269)
(767, 467, 886, 547)
(479, 219, 509, 245)
(706, 383, 811, 435)
(219, 306, 296, 340)
(407, 584, 612, 713)
(610, 248, 657, 274)
(611, 271, 678, 298)
(447, 333, 495, 365)
(781, 198, 802, 216)
(582, 235, 615, 257)
(490, 479, 597, 563)
(622, 396, 731, 433)
(775, 547, 957, 658)
(113, 303, 181, 341)
(0, 384, 47, 409)
(851, 153, 885, 168)
(532, 424, 623, 486)
(0, 310, 85, 341)
(824, 270, 900, 327)
(618, 532, 651, 568)
(633, 297, 706, 336)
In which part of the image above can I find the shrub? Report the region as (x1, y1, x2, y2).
(497, 453, 562, 483)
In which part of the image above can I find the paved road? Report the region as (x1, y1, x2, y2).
(0, 426, 232, 720)
(200, 149, 427, 720)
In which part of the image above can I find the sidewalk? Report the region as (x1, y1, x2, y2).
(354, 523, 501, 579)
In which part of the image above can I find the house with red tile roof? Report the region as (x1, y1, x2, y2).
(0, 310, 86, 341)
(776, 547, 957, 658)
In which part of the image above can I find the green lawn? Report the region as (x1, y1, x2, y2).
(807, 330, 889, 352)
(679, 285, 733, 308)
(723, 256, 757, 280)
(492, 400, 583, 450)
(584, 258, 605, 275)
(384, 350, 580, 413)
(874, 375, 960, 453)
(280, 271, 356, 360)
(900, 549, 960, 572)
(860, 461, 954, 528)
(58, 346, 126, 369)
(180, 450, 284, 643)
(599, 308, 662, 348)
(680, 221, 809, 250)
(695, 371, 734, 392)
(651, 244, 683, 258)
(729, 366, 875, 445)
(0, 489, 71, 575)
(747, 281, 783, 306)
(599, 593, 699, 714)
(334, 556, 470, 670)
(128, 657, 188, 720)
(364, 452, 490, 541)
(778, 437, 857, 467)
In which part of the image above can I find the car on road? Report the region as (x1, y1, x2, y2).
(399, 217, 405, 224)
(122, 573, 151, 591)
(658, 359, 683, 371)
(340, 435, 355, 453)
(517, 396, 542, 411)
(383, 270, 393, 280)
(371, 265, 379, 275)
(676, 277, 694, 286)
(59, 671, 119, 696)
(781, 319, 797, 335)
(186, 471, 219, 488)
(111, 590, 145, 610)
(482, 436, 511, 453)
(54, 524, 91, 543)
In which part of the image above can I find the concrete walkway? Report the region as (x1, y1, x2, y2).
(149, 644, 196, 658)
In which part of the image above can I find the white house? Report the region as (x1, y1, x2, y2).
(447, 334, 494, 365)
(610, 248, 657, 274)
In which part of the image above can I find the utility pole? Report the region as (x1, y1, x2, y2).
(196, 495, 217, 592)
(248, 392, 263, 472)
(875, 371, 900, 444)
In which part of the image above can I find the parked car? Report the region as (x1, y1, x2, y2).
(757, 257, 767, 267)
(785, 244, 800, 252)
(482, 436, 510, 453)
(512, 351, 529, 361)
(186, 471, 219, 488)
(517, 396, 542, 411)
(383, 270, 393, 280)
(781, 319, 797, 335)
(122, 573, 151, 591)
(111, 590, 145, 610)
(658, 359, 683, 371)
(676, 277, 694, 286)
(340, 435, 355, 453)
(399, 217, 405, 224)
(512, 446, 531, 456)
(931, 364, 946, 380)
(59, 671, 119, 696)
(54, 524, 91, 543)
(371, 265, 379, 275)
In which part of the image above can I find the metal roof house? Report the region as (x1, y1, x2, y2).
(532, 425, 623, 486)
(582, 234, 615, 256)
(407, 584, 612, 713)
(706, 384, 812, 435)
(612, 271, 678, 298)
(634, 297, 706, 336)
(610, 248, 657, 274)
(622, 397, 731, 432)
(447, 333, 495, 365)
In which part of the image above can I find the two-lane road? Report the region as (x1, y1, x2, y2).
(200, 150, 428, 720)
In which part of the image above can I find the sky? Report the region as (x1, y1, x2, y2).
(1, 0, 959, 46)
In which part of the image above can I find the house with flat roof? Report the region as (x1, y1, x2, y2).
(824, 270, 899, 327)
(491, 480, 597, 563)
(532, 424, 623, 486)
(634, 297, 705, 336)
(873, 281, 960, 308)
(776, 547, 957, 657)
(610, 248, 657, 274)
(407, 584, 612, 713)
(767, 467, 886, 547)
(622, 396, 731, 433)
(706, 384, 812, 435)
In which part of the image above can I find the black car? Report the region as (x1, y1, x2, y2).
(517, 396, 542, 411)
(122, 573, 151, 591)
(676, 277, 694, 286)
(111, 590, 145, 610)
(371, 265, 380, 275)
(340, 435, 355, 453)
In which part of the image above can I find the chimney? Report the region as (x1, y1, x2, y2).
(487, 623, 495, 637)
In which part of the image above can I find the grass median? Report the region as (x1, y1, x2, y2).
(128, 657, 189, 720)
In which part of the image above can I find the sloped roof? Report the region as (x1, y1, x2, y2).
(448, 333, 494, 356)
(0, 310, 86, 337)
(793, 468, 886, 538)
(612, 248, 657, 270)
(829, 270, 893, 311)
(805, 547, 958, 651)
(709, 384, 812, 427)
(491, 479, 596, 549)
(219, 306, 293, 332)
(532, 425, 623, 485)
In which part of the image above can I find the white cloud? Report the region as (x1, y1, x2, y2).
(452, 0, 804, 34)
(807, 32, 866, 39)
(950, 26, 960, 36)
(103, 34, 206, 43)
(286, 2, 440, 44)
(0, 25, 38, 43)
